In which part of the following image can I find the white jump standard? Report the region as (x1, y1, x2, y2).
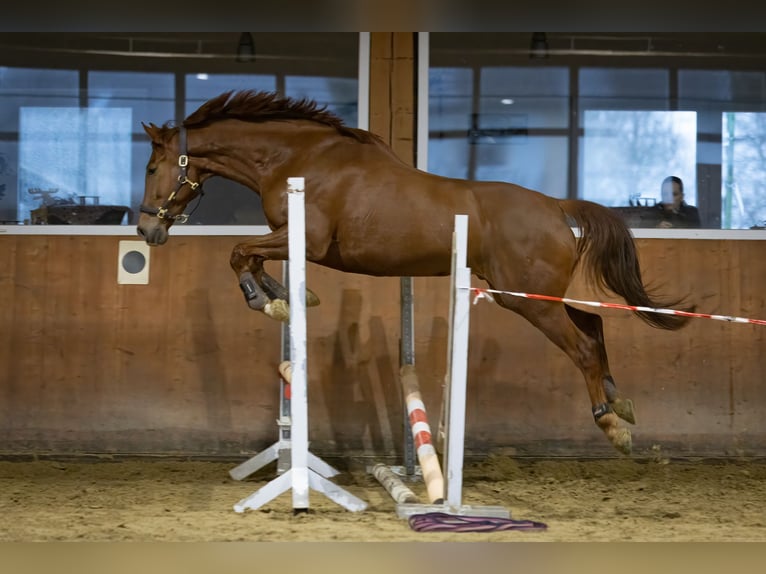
(232, 177, 366, 513)
(394, 214, 509, 519)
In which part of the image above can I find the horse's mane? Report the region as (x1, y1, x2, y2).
(169, 90, 380, 144)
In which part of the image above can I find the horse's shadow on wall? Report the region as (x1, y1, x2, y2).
(318, 289, 404, 461)
(317, 288, 495, 463)
(186, 287, 232, 436)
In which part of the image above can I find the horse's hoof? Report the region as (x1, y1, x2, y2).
(612, 398, 636, 425)
(306, 289, 320, 307)
(611, 428, 632, 455)
(265, 299, 290, 322)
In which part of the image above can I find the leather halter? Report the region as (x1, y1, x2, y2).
(139, 126, 202, 224)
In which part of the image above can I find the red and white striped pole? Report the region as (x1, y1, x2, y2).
(470, 288, 766, 326)
(401, 364, 445, 504)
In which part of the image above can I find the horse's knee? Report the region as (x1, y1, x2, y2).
(230, 246, 249, 272)
(230, 244, 264, 269)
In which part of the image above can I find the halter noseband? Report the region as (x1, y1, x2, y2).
(139, 126, 203, 224)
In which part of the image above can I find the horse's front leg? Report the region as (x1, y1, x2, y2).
(258, 271, 321, 309)
(230, 226, 291, 322)
(229, 225, 320, 322)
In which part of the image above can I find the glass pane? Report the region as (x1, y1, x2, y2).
(285, 75, 359, 126)
(0, 140, 18, 223)
(679, 70, 766, 110)
(0, 67, 79, 222)
(429, 138, 470, 179)
(90, 72, 175, 219)
(475, 136, 569, 198)
(18, 107, 132, 223)
(579, 68, 670, 117)
(89, 71, 175, 126)
(185, 74, 276, 116)
(429, 65, 570, 196)
(580, 110, 697, 210)
(722, 112, 766, 229)
(480, 67, 569, 129)
(429, 68, 473, 133)
(0, 67, 79, 131)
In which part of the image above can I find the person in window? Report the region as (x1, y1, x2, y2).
(655, 176, 701, 228)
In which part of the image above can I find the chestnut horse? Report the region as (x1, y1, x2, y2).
(137, 90, 692, 455)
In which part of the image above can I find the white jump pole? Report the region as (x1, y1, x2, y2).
(395, 214, 509, 518)
(287, 181, 309, 509)
(233, 178, 366, 513)
(444, 214, 471, 508)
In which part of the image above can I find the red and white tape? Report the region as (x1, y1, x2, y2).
(467, 287, 766, 326)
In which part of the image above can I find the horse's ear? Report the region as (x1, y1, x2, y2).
(142, 122, 162, 143)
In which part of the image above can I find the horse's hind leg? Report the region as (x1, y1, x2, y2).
(497, 295, 632, 454)
(565, 305, 636, 424)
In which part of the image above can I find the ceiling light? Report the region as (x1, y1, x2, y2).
(236, 32, 255, 63)
(530, 32, 549, 59)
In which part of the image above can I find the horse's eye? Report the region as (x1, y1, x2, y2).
(147, 167, 157, 176)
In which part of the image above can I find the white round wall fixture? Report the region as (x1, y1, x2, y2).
(117, 240, 151, 284)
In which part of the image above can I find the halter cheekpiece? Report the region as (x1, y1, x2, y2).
(139, 126, 203, 224)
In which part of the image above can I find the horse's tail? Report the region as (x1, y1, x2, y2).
(559, 199, 693, 331)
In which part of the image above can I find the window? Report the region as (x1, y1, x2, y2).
(18, 107, 133, 223)
(180, 72, 360, 225)
(580, 110, 697, 207)
(426, 33, 766, 231)
(0, 33, 363, 228)
(428, 65, 569, 197)
(285, 75, 359, 126)
(722, 112, 766, 229)
(185, 73, 276, 116)
(678, 70, 766, 229)
(0, 67, 78, 223)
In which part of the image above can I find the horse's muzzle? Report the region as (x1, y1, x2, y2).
(136, 220, 169, 246)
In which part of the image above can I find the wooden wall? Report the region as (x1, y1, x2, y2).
(1, 234, 765, 459)
(1, 34, 765, 460)
(369, 32, 415, 164)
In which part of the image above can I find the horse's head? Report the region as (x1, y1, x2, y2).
(136, 123, 204, 246)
